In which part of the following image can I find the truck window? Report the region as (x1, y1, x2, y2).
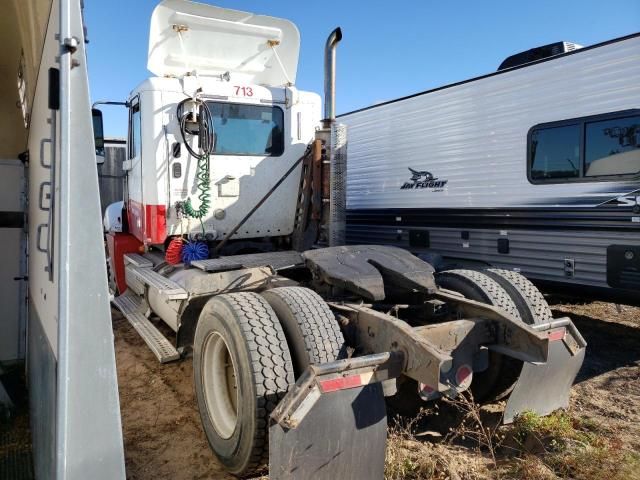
(528, 110, 640, 183)
(206, 102, 284, 156)
(585, 115, 640, 177)
(530, 124, 580, 180)
(129, 102, 141, 159)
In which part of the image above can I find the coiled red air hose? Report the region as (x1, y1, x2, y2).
(165, 237, 185, 265)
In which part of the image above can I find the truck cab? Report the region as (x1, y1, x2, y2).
(121, 0, 321, 247)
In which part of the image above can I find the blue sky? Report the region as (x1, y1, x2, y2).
(85, 0, 640, 138)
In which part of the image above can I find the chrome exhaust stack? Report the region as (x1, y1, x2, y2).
(323, 27, 342, 126)
(319, 27, 346, 247)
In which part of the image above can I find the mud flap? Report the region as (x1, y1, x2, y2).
(504, 321, 586, 423)
(269, 352, 402, 480)
(269, 383, 387, 480)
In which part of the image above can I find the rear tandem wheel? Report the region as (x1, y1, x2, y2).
(482, 268, 552, 324)
(435, 269, 522, 402)
(388, 269, 522, 415)
(479, 268, 553, 399)
(193, 292, 295, 478)
(261, 286, 346, 376)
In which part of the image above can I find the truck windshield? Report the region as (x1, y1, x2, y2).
(206, 102, 284, 156)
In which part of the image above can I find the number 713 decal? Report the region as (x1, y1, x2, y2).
(233, 86, 253, 97)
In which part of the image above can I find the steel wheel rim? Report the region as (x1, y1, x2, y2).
(202, 331, 238, 439)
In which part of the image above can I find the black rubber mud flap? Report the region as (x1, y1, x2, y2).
(504, 335, 585, 423)
(269, 383, 387, 480)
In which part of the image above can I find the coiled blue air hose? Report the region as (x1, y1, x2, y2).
(181, 241, 209, 266)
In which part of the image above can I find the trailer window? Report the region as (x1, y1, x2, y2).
(585, 115, 640, 177)
(528, 110, 640, 183)
(207, 102, 284, 156)
(530, 125, 581, 180)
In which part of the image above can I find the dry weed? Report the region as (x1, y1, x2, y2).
(384, 407, 493, 480)
(506, 410, 640, 480)
(385, 394, 639, 480)
(442, 392, 503, 467)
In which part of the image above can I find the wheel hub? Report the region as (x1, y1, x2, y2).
(202, 332, 238, 439)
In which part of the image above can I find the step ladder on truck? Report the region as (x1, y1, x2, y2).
(98, 1, 587, 478)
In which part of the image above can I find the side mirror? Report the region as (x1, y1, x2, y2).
(92, 108, 105, 164)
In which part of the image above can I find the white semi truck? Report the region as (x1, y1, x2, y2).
(98, 1, 587, 478)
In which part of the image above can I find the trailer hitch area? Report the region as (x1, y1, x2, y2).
(435, 289, 557, 364)
(333, 294, 586, 420)
(331, 303, 454, 390)
(269, 352, 403, 480)
(434, 290, 587, 422)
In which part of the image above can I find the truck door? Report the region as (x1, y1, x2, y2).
(126, 98, 145, 240)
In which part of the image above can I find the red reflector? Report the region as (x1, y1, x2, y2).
(319, 375, 363, 393)
(548, 328, 566, 342)
(419, 383, 435, 394)
(455, 365, 472, 387)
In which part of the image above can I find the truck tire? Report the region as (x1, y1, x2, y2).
(193, 292, 294, 478)
(261, 287, 346, 376)
(479, 268, 553, 399)
(435, 269, 521, 402)
(482, 269, 552, 325)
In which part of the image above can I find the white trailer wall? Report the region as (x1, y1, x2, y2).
(0, 1, 50, 364)
(1, 0, 126, 478)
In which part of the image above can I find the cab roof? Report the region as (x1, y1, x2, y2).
(148, 0, 300, 86)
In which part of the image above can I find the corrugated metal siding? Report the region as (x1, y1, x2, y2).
(342, 36, 640, 210)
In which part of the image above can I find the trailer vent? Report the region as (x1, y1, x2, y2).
(607, 245, 640, 290)
(498, 41, 583, 71)
(497, 238, 510, 254)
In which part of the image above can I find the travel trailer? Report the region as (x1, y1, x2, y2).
(342, 33, 640, 302)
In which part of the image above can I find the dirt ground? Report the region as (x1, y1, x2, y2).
(549, 298, 640, 452)
(113, 296, 640, 480)
(113, 310, 233, 480)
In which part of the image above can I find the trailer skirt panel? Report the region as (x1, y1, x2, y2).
(27, 306, 56, 480)
(347, 211, 640, 297)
